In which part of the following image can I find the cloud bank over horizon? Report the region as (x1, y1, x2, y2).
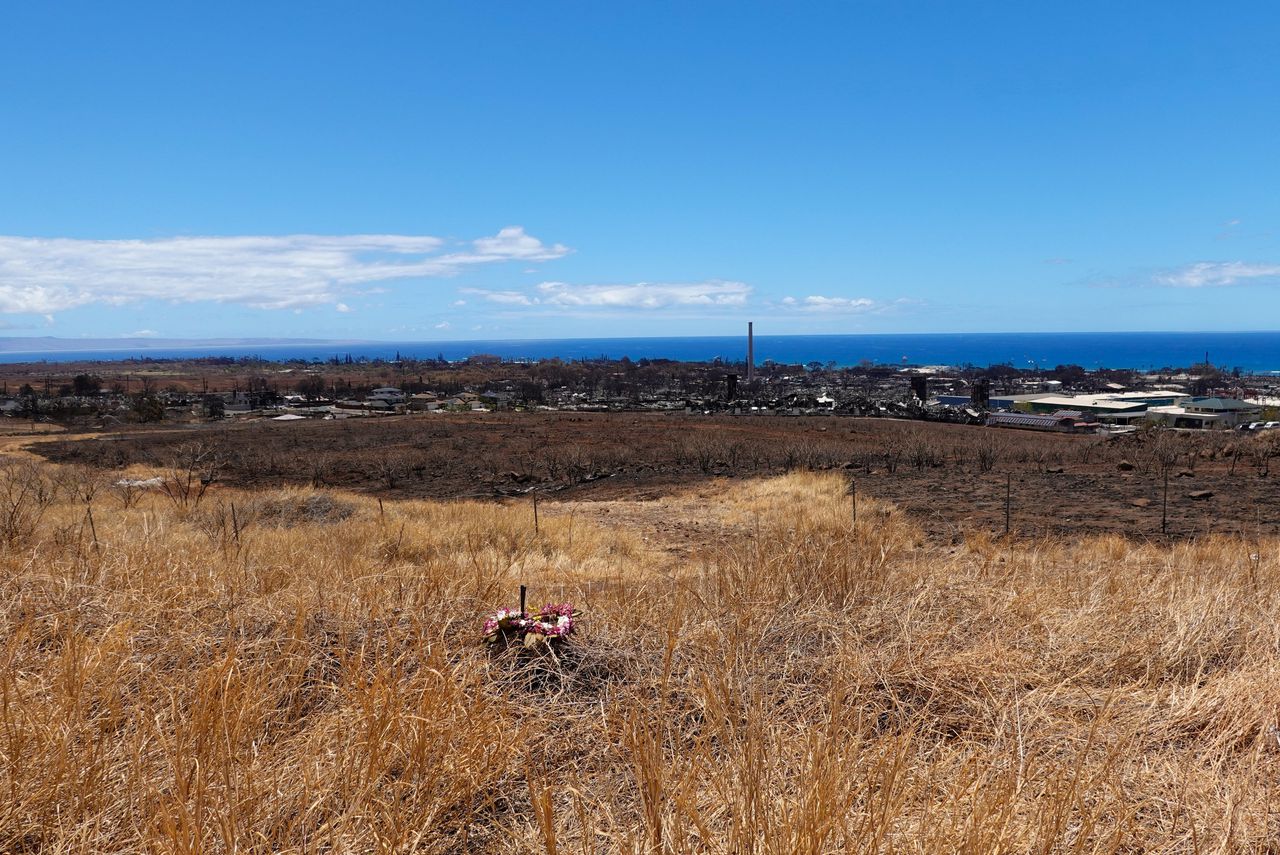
(0, 227, 570, 314)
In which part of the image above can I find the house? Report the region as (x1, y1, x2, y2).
(368, 387, 405, 404)
(332, 399, 395, 415)
(407, 392, 438, 412)
(479, 389, 514, 406)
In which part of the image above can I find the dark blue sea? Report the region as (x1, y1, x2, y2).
(2, 331, 1279, 373)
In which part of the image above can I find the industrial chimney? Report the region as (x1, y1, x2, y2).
(747, 322, 755, 383)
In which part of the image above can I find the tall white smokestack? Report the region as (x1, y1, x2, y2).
(747, 321, 755, 383)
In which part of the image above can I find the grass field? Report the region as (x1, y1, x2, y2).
(2, 459, 1278, 852)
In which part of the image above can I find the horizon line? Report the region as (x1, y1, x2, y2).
(3, 327, 1280, 353)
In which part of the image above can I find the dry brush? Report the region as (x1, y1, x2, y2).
(0, 465, 1277, 851)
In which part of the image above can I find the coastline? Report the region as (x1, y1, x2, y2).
(0, 330, 1278, 373)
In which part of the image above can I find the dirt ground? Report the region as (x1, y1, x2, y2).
(539, 489, 724, 568)
(849, 467, 1280, 542)
(20, 411, 1280, 543)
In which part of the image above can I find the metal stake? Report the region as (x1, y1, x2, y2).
(1162, 467, 1169, 536)
(1005, 473, 1011, 536)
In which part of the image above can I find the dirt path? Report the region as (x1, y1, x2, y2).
(541, 479, 748, 568)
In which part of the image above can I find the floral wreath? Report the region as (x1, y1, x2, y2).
(483, 602, 579, 649)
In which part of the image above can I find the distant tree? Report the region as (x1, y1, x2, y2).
(297, 375, 327, 400)
(1051, 364, 1088, 385)
(1189, 362, 1226, 396)
(132, 393, 166, 422)
(72, 373, 103, 396)
(517, 380, 544, 404)
(18, 385, 38, 419)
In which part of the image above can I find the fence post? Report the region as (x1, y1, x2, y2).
(86, 506, 99, 554)
(1162, 467, 1169, 536)
(533, 493, 540, 534)
(850, 477, 857, 528)
(1004, 473, 1011, 536)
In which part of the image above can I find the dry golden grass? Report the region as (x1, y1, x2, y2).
(2, 462, 1279, 852)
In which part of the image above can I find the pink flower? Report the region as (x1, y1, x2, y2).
(483, 602, 577, 643)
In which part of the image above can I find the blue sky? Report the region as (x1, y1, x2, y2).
(1, 1, 1278, 341)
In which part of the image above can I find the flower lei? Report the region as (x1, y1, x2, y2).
(483, 602, 578, 649)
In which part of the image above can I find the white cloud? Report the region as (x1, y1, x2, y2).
(784, 295, 879, 313)
(536, 280, 751, 308)
(1154, 261, 1280, 288)
(125, 329, 159, 337)
(434, 321, 451, 329)
(471, 226, 568, 261)
(335, 302, 352, 313)
(0, 227, 570, 314)
(463, 288, 535, 306)
(460, 280, 751, 310)
(460, 280, 752, 311)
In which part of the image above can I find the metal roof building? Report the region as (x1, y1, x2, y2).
(986, 410, 1089, 431)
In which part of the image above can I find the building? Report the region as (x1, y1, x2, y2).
(1018, 395, 1149, 420)
(1146, 397, 1261, 429)
(987, 410, 1094, 432)
(987, 393, 1059, 411)
(368, 387, 405, 404)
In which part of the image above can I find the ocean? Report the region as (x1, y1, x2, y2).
(1, 331, 1278, 373)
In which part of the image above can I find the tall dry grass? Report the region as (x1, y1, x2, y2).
(2, 463, 1279, 852)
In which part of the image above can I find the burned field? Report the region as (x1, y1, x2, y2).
(32, 411, 1280, 541)
(12, 420, 1280, 850)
